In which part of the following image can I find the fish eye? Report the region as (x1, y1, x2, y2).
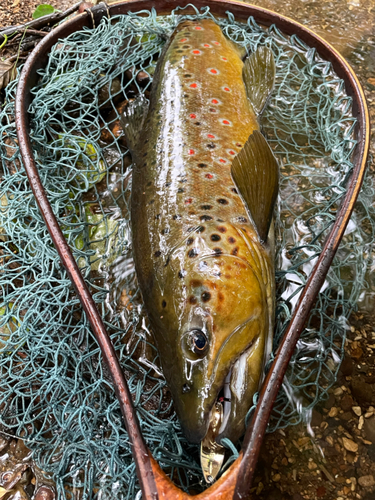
(189, 329, 209, 355)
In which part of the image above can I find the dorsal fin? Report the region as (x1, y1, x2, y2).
(231, 130, 279, 243)
(243, 46, 275, 116)
(119, 94, 149, 154)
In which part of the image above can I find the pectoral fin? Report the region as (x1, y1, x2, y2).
(119, 94, 149, 154)
(231, 130, 278, 243)
(243, 46, 275, 115)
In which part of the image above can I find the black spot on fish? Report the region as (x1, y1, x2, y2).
(231, 188, 238, 194)
(184, 74, 192, 78)
(173, 214, 181, 220)
(182, 384, 191, 393)
(200, 205, 212, 210)
(197, 226, 205, 232)
(236, 143, 242, 147)
(207, 143, 216, 149)
(162, 300, 167, 308)
(149, 199, 155, 204)
(155, 213, 161, 219)
(164, 256, 170, 267)
(186, 237, 194, 245)
(143, 152, 147, 157)
(214, 271, 222, 278)
(201, 292, 211, 302)
(189, 296, 198, 304)
(198, 163, 207, 168)
(200, 215, 212, 222)
(183, 94, 189, 98)
(195, 122, 201, 126)
(188, 248, 198, 258)
(176, 49, 184, 53)
(217, 219, 224, 222)
(238, 216, 248, 223)
(178, 188, 184, 193)
(154, 251, 161, 257)
(217, 199, 228, 205)
(179, 270, 187, 278)
(180, 179, 187, 183)
(209, 108, 217, 112)
(232, 247, 239, 256)
(147, 181, 152, 186)
(228, 236, 236, 244)
(161, 228, 170, 235)
(218, 226, 226, 233)
(211, 234, 221, 242)
(213, 248, 223, 255)
(165, 182, 171, 187)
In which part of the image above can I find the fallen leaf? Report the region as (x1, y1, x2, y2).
(32, 4, 56, 19)
(0, 60, 16, 90)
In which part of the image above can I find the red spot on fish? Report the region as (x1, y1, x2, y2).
(209, 108, 217, 113)
(222, 120, 230, 125)
(195, 26, 202, 30)
(223, 87, 230, 92)
(203, 43, 211, 48)
(236, 143, 242, 147)
(205, 174, 213, 179)
(219, 158, 226, 163)
(192, 50, 201, 55)
(185, 198, 192, 204)
(211, 99, 219, 104)
(210, 68, 218, 74)
(229, 150, 235, 155)
(222, 57, 227, 61)
(190, 83, 198, 88)
(189, 149, 195, 155)
(213, 41, 220, 45)
(207, 134, 215, 139)
(190, 113, 196, 119)
(180, 38, 187, 42)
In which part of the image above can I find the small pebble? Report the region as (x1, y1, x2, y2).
(358, 475, 375, 487)
(352, 406, 362, 416)
(329, 407, 339, 418)
(342, 437, 358, 453)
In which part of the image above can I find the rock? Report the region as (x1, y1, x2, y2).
(351, 378, 374, 406)
(342, 437, 358, 453)
(340, 411, 353, 421)
(358, 475, 375, 487)
(34, 486, 56, 500)
(364, 416, 375, 443)
(341, 394, 354, 411)
(328, 407, 339, 418)
(311, 409, 323, 427)
(340, 355, 354, 376)
(316, 486, 326, 498)
(352, 406, 362, 416)
(325, 393, 335, 409)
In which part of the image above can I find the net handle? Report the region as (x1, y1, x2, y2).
(15, 1, 370, 499)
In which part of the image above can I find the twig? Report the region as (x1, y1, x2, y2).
(0, 2, 81, 42)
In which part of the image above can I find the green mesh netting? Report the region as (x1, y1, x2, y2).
(0, 5, 374, 497)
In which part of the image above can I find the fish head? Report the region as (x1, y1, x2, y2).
(154, 230, 271, 444)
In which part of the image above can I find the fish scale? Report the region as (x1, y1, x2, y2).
(122, 17, 277, 464)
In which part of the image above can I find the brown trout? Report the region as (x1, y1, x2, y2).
(121, 18, 278, 474)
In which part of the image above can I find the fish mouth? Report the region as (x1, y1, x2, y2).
(200, 340, 259, 483)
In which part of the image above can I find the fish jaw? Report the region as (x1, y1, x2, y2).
(150, 242, 272, 444)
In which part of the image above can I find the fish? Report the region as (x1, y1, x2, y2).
(121, 18, 278, 479)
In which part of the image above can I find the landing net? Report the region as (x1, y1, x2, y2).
(0, 5, 373, 497)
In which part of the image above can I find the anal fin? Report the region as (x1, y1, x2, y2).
(231, 130, 279, 243)
(243, 46, 275, 116)
(119, 94, 149, 154)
